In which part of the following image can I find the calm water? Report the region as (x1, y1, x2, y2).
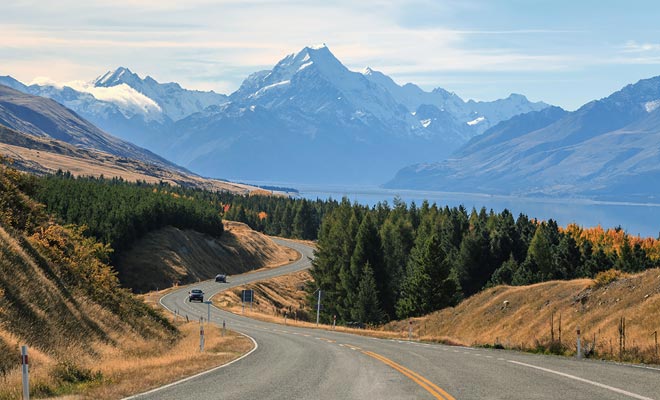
(245, 181, 660, 239)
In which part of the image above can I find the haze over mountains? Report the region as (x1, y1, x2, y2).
(386, 76, 660, 201)
(0, 84, 176, 169)
(4, 44, 660, 201)
(1, 45, 548, 184)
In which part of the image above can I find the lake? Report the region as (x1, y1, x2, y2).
(244, 181, 660, 239)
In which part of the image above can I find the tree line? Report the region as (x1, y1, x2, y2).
(309, 198, 660, 325)
(30, 172, 225, 261)
(27, 172, 335, 261)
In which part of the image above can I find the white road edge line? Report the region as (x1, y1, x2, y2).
(123, 333, 258, 399)
(124, 286, 262, 399)
(507, 360, 655, 400)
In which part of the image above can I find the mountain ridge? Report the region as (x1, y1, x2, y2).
(386, 75, 660, 200)
(2, 45, 550, 184)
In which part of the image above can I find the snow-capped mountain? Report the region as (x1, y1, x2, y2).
(0, 83, 179, 170)
(386, 76, 660, 201)
(94, 67, 228, 121)
(3, 69, 229, 154)
(361, 67, 548, 134)
(170, 45, 500, 183)
(3, 45, 552, 184)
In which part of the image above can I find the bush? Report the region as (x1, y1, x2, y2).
(594, 269, 624, 287)
(52, 361, 102, 384)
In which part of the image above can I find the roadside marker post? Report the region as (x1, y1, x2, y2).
(316, 290, 322, 327)
(576, 326, 582, 359)
(408, 321, 413, 340)
(200, 322, 205, 352)
(222, 320, 226, 337)
(21, 345, 29, 400)
(333, 315, 336, 330)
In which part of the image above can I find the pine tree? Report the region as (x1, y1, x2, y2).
(354, 262, 384, 324)
(396, 233, 456, 318)
(346, 213, 384, 319)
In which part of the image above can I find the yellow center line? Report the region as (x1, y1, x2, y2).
(319, 338, 336, 343)
(362, 350, 456, 400)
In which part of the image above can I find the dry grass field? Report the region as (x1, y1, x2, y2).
(214, 259, 660, 365)
(385, 268, 660, 364)
(117, 221, 299, 292)
(0, 128, 255, 194)
(0, 316, 252, 400)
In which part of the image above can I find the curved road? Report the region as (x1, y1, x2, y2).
(131, 239, 660, 400)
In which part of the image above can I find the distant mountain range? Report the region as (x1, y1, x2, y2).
(386, 76, 660, 201)
(0, 84, 253, 193)
(0, 84, 176, 169)
(1, 45, 548, 184)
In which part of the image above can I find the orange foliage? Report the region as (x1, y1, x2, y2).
(562, 223, 660, 261)
(258, 211, 268, 221)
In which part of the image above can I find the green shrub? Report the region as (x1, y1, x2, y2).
(52, 360, 102, 384)
(594, 269, 624, 287)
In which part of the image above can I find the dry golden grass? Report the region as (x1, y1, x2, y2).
(117, 221, 300, 292)
(212, 270, 405, 340)
(0, 315, 253, 400)
(384, 268, 660, 363)
(70, 321, 253, 399)
(0, 133, 255, 195)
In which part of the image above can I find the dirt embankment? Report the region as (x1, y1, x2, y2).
(214, 269, 313, 320)
(117, 221, 299, 292)
(385, 269, 660, 362)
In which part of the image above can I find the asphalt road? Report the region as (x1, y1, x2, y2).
(131, 238, 660, 400)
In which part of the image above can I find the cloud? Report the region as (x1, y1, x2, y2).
(622, 41, 660, 53)
(1, 0, 657, 107)
(66, 80, 163, 119)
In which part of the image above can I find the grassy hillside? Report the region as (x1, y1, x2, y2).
(0, 157, 177, 396)
(0, 124, 255, 194)
(385, 268, 660, 364)
(0, 159, 256, 399)
(117, 221, 299, 292)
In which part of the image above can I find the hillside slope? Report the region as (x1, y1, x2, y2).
(0, 84, 178, 170)
(117, 221, 299, 292)
(386, 269, 660, 363)
(0, 124, 254, 193)
(387, 76, 660, 201)
(0, 160, 179, 396)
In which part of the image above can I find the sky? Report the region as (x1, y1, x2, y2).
(1, 0, 660, 110)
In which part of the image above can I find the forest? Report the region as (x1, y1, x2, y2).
(309, 198, 660, 325)
(26, 173, 334, 262)
(16, 170, 660, 326)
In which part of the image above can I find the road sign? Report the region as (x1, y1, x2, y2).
(242, 289, 254, 303)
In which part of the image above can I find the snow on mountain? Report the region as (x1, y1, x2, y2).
(231, 45, 411, 126)
(386, 76, 660, 201)
(67, 80, 162, 121)
(93, 67, 228, 121)
(362, 68, 549, 134)
(2, 45, 553, 185)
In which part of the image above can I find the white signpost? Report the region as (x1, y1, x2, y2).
(21, 345, 29, 400)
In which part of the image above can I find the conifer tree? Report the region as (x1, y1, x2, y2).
(354, 262, 384, 324)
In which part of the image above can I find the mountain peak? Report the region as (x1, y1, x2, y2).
(506, 93, 528, 101)
(94, 67, 140, 87)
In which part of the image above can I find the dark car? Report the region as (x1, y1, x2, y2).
(215, 274, 227, 283)
(188, 288, 204, 302)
